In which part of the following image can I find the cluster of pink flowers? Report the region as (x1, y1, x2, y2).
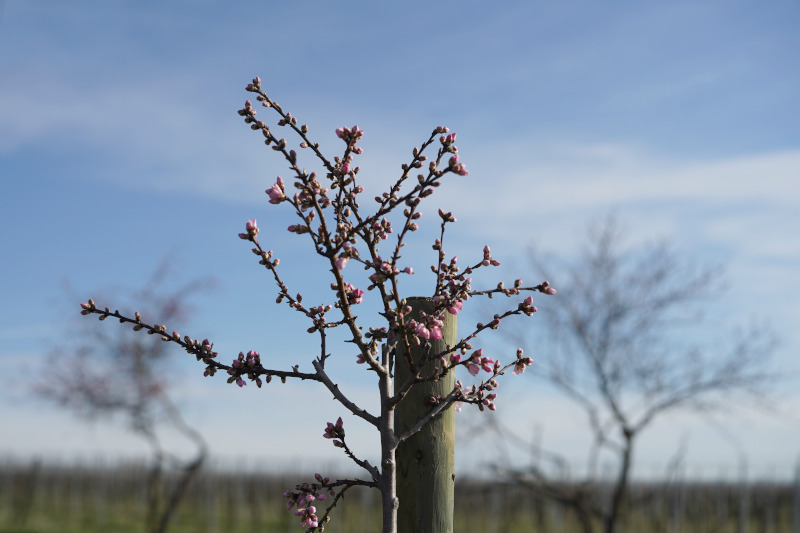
(371, 217, 393, 240)
(332, 281, 364, 306)
(513, 348, 534, 375)
(323, 417, 345, 448)
(541, 280, 557, 295)
(334, 124, 365, 154)
(433, 293, 463, 316)
(448, 153, 469, 176)
(301, 304, 332, 334)
(464, 349, 497, 376)
(245, 76, 262, 92)
(519, 295, 538, 316)
(228, 350, 263, 387)
(453, 380, 498, 412)
(367, 256, 406, 288)
(283, 474, 333, 530)
(405, 310, 444, 341)
(481, 245, 500, 266)
(295, 506, 319, 529)
(237, 219, 259, 240)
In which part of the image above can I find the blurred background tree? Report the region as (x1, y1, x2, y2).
(489, 216, 777, 533)
(35, 260, 214, 533)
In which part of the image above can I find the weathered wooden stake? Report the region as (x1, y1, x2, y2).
(395, 297, 457, 533)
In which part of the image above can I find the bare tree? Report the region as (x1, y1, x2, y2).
(36, 261, 213, 533)
(494, 216, 775, 533)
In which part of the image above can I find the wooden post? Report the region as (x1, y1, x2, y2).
(395, 297, 457, 533)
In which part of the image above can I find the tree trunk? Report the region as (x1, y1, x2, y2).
(604, 428, 633, 533)
(379, 367, 399, 533)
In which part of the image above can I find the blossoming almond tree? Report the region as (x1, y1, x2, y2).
(79, 77, 556, 533)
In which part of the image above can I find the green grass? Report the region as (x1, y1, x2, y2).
(0, 462, 794, 533)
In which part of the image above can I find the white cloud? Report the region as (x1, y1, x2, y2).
(449, 143, 800, 221)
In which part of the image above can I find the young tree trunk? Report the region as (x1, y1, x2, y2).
(146, 456, 164, 533)
(394, 297, 457, 533)
(152, 452, 205, 533)
(379, 369, 399, 533)
(604, 428, 634, 533)
(574, 489, 596, 533)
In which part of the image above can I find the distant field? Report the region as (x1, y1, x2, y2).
(0, 459, 796, 533)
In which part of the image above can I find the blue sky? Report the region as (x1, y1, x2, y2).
(1, 1, 799, 478)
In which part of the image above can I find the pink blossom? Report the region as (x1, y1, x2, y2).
(520, 295, 538, 316)
(483, 392, 497, 411)
(238, 218, 259, 240)
(544, 287, 557, 295)
(323, 417, 344, 439)
(513, 357, 534, 375)
(481, 356, 495, 373)
(297, 506, 319, 528)
(266, 177, 286, 204)
(335, 124, 364, 143)
(447, 300, 463, 315)
(448, 153, 469, 176)
(467, 359, 481, 376)
(454, 401, 463, 412)
(350, 287, 364, 304)
(335, 256, 350, 270)
(342, 282, 364, 305)
(450, 353, 462, 365)
(429, 326, 443, 340)
(415, 321, 431, 340)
